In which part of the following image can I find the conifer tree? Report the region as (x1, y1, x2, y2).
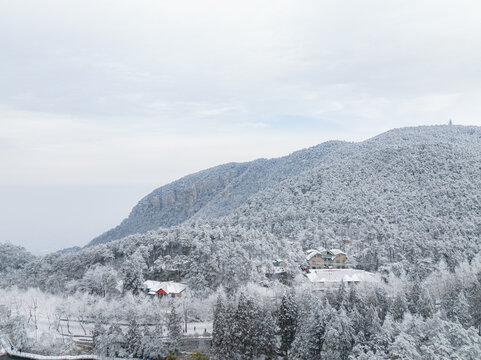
(452, 291, 472, 328)
(290, 314, 318, 360)
(389, 331, 421, 360)
(125, 318, 142, 357)
(418, 288, 435, 320)
(167, 302, 183, 351)
(234, 294, 257, 359)
(392, 293, 408, 322)
(92, 319, 106, 355)
(370, 314, 394, 356)
(363, 305, 381, 342)
(322, 309, 355, 360)
(407, 276, 422, 315)
(311, 300, 333, 359)
(106, 323, 126, 358)
(212, 295, 235, 359)
(251, 305, 278, 359)
(278, 293, 298, 358)
(148, 324, 167, 359)
(140, 325, 152, 358)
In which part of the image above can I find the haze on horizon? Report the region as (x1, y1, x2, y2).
(1, 0, 481, 254)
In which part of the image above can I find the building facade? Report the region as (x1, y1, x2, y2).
(306, 248, 347, 270)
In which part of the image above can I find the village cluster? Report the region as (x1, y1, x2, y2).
(270, 248, 378, 289)
(143, 248, 378, 297)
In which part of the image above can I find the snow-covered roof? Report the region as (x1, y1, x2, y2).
(330, 249, 346, 255)
(144, 280, 187, 294)
(306, 247, 345, 260)
(144, 280, 161, 290)
(306, 251, 320, 260)
(161, 281, 187, 294)
(306, 269, 378, 284)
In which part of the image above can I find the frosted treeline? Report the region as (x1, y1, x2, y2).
(0, 227, 303, 293)
(2, 125, 481, 357)
(212, 259, 481, 359)
(0, 286, 217, 357)
(3, 254, 480, 358)
(89, 140, 346, 246)
(90, 125, 481, 249)
(4, 126, 480, 293)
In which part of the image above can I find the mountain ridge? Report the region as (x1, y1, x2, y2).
(88, 124, 481, 253)
(9, 124, 481, 292)
(88, 139, 349, 246)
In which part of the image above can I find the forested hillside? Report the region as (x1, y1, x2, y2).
(3, 125, 481, 358)
(2, 125, 481, 294)
(88, 141, 347, 246)
(227, 126, 481, 276)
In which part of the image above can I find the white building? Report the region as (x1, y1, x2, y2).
(143, 280, 188, 298)
(306, 269, 378, 290)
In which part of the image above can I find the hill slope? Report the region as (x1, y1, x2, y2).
(224, 125, 481, 274)
(88, 140, 348, 246)
(7, 125, 481, 292)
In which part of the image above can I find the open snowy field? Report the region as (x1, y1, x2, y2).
(0, 287, 216, 355)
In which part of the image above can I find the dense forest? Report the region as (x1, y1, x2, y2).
(3, 126, 481, 291)
(2, 125, 481, 358)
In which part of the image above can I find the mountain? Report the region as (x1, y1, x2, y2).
(224, 125, 481, 274)
(88, 140, 348, 246)
(90, 124, 481, 253)
(6, 124, 481, 292)
(4, 124, 481, 360)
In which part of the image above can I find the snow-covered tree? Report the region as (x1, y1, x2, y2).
(389, 331, 421, 360)
(322, 309, 355, 360)
(211, 295, 235, 359)
(278, 292, 298, 358)
(167, 302, 182, 351)
(125, 318, 142, 357)
(392, 293, 408, 322)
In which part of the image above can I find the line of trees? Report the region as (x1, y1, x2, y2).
(92, 303, 183, 358)
(212, 256, 481, 359)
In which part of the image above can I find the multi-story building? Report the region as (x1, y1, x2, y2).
(306, 248, 347, 270)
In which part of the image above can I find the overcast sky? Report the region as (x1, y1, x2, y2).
(2, 0, 481, 253)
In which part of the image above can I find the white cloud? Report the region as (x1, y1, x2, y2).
(0, 106, 354, 186)
(3, 1, 481, 252)
(1, 0, 481, 187)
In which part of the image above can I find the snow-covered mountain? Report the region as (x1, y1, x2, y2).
(5, 124, 481, 292)
(225, 125, 481, 274)
(88, 140, 348, 246)
(89, 124, 481, 259)
(2, 125, 481, 359)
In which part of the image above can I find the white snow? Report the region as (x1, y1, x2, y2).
(143, 280, 187, 295)
(306, 269, 379, 289)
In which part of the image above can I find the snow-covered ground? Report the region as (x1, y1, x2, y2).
(0, 287, 213, 351)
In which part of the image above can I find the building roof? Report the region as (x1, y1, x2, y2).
(306, 251, 320, 260)
(306, 247, 345, 260)
(306, 269, 378, 284)
(144, 280, 161, 290)
(144, 280, 187, 295)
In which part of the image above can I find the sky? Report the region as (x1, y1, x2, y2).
(1, 0, 481, 253)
